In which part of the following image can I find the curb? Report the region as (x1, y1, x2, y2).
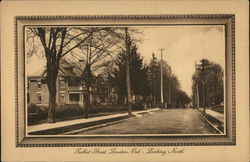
(198, 110, 224, 134)
(63, 109, 161, 135)
(28, 108, 161, 135)
(28, 115, 129, 135)
(62, 118, 130, 135)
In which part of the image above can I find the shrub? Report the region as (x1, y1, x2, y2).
(28, 104, 40, 113)
(28, 104, 47, 123)
(89, 107, 99, 114)
(132, 102, 145, 110)
(57, 104, 84, 118)
(94, 104, 127, 113)
(39, 106, 49, 118)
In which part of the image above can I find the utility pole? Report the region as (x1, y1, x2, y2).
(194, 62, 196, 107)
(168, 87, 171, 108)
(159, 48, 166, 109)
(125, 27, 132, 115)
(195, 61, 200, 108)
(196, 59, 209, 114)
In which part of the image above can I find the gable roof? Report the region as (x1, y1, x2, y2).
(58, 59, 82, 78)
(28, 66, 47, 78)
(27, 59, 108, 83)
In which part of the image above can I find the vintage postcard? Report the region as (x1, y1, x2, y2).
(1, 0, 249, 162)
(17, 16, 233, 144)
(25, 25, 226, 137)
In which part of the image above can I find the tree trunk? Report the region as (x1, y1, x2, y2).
(47, 75, 57, 123)
(82, 84, 85, 111)
(82, 63, 92, 119)
(85, 85, 90, 119)
(46, 51, 59, 123)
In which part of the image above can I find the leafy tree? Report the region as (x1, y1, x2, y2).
(205, 61, 224, 106)
(110, 44, 150, 105)
(147, 53, 161, 106)
(130, 45, 150, 100)
(192, 59, 224, 107)
(105, 27, 143, 114)
(147, 54, 190, 108)
(110, 51, 127, 104)
(175, 90, 191, 107)
(165, 74, 181, 107)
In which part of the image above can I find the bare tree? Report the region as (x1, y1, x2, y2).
(27, 26, 143, 121)
(63, 28, 122, 118)
(82, 27, 142, 116)
(27, 27, 98, 123)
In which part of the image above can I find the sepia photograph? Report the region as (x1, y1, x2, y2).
(1, 1, 249, 162)
(25, 25, 225, 136)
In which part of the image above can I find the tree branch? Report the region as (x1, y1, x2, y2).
(60, 30, 96, 58)
(62, 32, 87, 48)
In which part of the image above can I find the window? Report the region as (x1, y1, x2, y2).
(101, 88, 107, 94)
(60, 80, 65, 88)
(27, 93, 30, 104)
(60, 93, 65, 102)
(100, 97, 105, 103)
(69, 94, 80, 101)
(38, 81, 41, 88)
(37, 93, 42, 104)
(99, 88, 105, 94)
(68, 78, 78, 87)
(30, 80, 37, 82)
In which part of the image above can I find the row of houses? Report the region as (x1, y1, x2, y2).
(27, 60, 118, 108)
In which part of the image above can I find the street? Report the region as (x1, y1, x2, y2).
(75, 108, 218, 134)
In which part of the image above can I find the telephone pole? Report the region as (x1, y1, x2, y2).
(125, 27, 132, 115)
(196, 59, 210, 114)
(159, 48, 166, 109)
(195, 61, 200, 108)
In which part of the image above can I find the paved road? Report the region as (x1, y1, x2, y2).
(76, 109, 218, 134)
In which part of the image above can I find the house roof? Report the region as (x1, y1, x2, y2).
(28, 59, 84, 79)
(27, 59, 109, 84)
(58, 59, 82, 78)
(28, 66, 47, 78)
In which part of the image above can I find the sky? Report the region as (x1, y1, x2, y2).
(26, 25, 225, 97)
(137, 25, 225, 96)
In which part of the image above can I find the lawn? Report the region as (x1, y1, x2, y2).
(28, 103, 144, 126)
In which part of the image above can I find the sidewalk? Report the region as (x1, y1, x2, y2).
(206, 109, 224, 123)
(199, 108, 224, 123)
(28, 108, 161, 135)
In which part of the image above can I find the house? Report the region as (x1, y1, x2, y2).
(27, 60, 118, 108)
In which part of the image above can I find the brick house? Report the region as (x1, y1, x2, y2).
(27, 60, 118, 107)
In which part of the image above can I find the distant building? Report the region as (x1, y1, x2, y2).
(27, 60, 118, 107)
